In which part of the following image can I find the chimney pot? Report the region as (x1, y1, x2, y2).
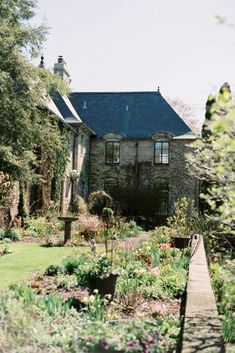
(58, 55, 64, 63)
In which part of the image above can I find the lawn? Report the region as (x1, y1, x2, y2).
(0, 242, 88, 289)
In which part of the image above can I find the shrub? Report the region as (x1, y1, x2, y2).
(88, 190, 112, 216)
(150, 226, 172, 243)
(73, 195, 88, 215)
(115, 219, 143, 238)
(160, 266, 187, 298)
(78, 214, 101, 241)
(0, 228, 5, 240)
(0, 228, 20, 241)
(24, 217, 55, 237)
(210, 260, 235, 343)
(63, 256, 86, 275)
(76, 256, 113, 287)
(45, 264, 63, 276)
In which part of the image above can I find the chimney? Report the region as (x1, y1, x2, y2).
(53, 55, 71, 85)
(39, 54, 45, 68)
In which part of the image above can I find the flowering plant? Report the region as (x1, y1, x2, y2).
(76, 255, 117, 288)
(78, 214, 101, 241)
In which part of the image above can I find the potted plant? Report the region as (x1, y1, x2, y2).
(167, 198, 192, 249)
(76, 255, 119, 299)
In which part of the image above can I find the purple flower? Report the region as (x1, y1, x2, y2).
(148, 340, 155, 347)
(127, 341, 136, 349)
(99, 338, 108, 347)
(87, 336, 93, 342)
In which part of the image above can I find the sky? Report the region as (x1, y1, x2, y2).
(32, 0, 235, 125)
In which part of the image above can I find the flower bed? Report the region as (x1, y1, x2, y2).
(210, 259, 235, 344)
(15, 235, 190, 352)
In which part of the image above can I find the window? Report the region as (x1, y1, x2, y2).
(105, 141, 120, 164)
(80, 134, 84, 155)
(154, 141, 169, 164)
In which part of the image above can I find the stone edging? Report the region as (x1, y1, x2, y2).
(181, 235, 225, 353)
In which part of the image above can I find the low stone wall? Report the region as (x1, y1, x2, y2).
(181, 235, 225, 353)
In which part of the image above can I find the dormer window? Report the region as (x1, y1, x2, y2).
(154, 141, 169, 164)
(105, 141, 120, 164)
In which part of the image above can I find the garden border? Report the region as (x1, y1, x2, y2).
(181, 235, 225, 353)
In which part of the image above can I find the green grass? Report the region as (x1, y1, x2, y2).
(0, 242, 88, 289)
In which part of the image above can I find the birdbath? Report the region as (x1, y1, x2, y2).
(58, 216, 78, 243)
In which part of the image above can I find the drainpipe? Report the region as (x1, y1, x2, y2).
(87, 136, 92, 197)
(71, 128, 78, 209)
(135, 141, 139, 189)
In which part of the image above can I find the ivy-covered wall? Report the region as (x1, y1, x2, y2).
(89, 138, 199, 215)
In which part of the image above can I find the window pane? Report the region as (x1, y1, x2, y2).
(155, 141, 169, 164)
(106, 142, 113, 163)
(105, 141, 120, 164)
(113, 142, 120, 163)
(155, 142, 162, 163)
(162, 142, 169, 164)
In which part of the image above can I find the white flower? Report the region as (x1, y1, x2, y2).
(89, 295, 95, 302)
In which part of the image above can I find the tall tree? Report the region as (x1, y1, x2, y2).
(0, 0, 68, 186)
(188, 83, 235, 226)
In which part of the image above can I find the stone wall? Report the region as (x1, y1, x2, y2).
(89, 138, 198, 215)
(61, 127, 90, 214)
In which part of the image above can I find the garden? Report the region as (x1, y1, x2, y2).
(0, 196, 194, 353)
(1, 192, 234, 352)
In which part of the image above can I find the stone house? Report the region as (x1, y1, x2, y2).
(51, 57, 198, 217)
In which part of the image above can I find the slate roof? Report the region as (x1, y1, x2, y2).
(69, 91, 192, 139)
(52, 93, 82, 123)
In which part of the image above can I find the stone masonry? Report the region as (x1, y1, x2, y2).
(89, 137, 198, 215)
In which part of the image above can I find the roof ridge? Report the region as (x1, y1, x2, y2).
(71, 91, 161, 94)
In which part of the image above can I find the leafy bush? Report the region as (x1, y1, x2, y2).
(210, 260, 235, 343)
(160, 267, 187, 298)
(24, 216, 55, 237)
(0, 228, 20, 241)
(77, 256, 113, 287)
(167, 197, 194, 237)
(88, 190, 112, 216)
(45, 264, 63, 276)
(63, 255, 86, 275)
(150, 226, 172, 243)
(73, 195, 88, 215)
(0, 228, 5, 240)
(57, 275, 77, 290)
(115, 219, 143, 238)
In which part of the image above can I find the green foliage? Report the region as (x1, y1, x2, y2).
(188, 82, 235, 225)
(102, 207, 114, 222)
(115, 219, 143, 239)
(81, 292, 106, 321)
(210, 260, 235, 343)
(45, 264, 63, 276)
(0, 0, 69, 206)
(76, 256, 113, 287)
(63, 255, 86, 275)
(24, 216, 56, 237)
(167, 197, 194, 237)
(0, 228, 20, 241)
(73, 194, 88, 215)
(57, 274, 77, 290)
(150, 225, 172, 243)
(88, 190, 113, 216)
(1, 243, 11, 255)
(160, 266, 187, 298)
